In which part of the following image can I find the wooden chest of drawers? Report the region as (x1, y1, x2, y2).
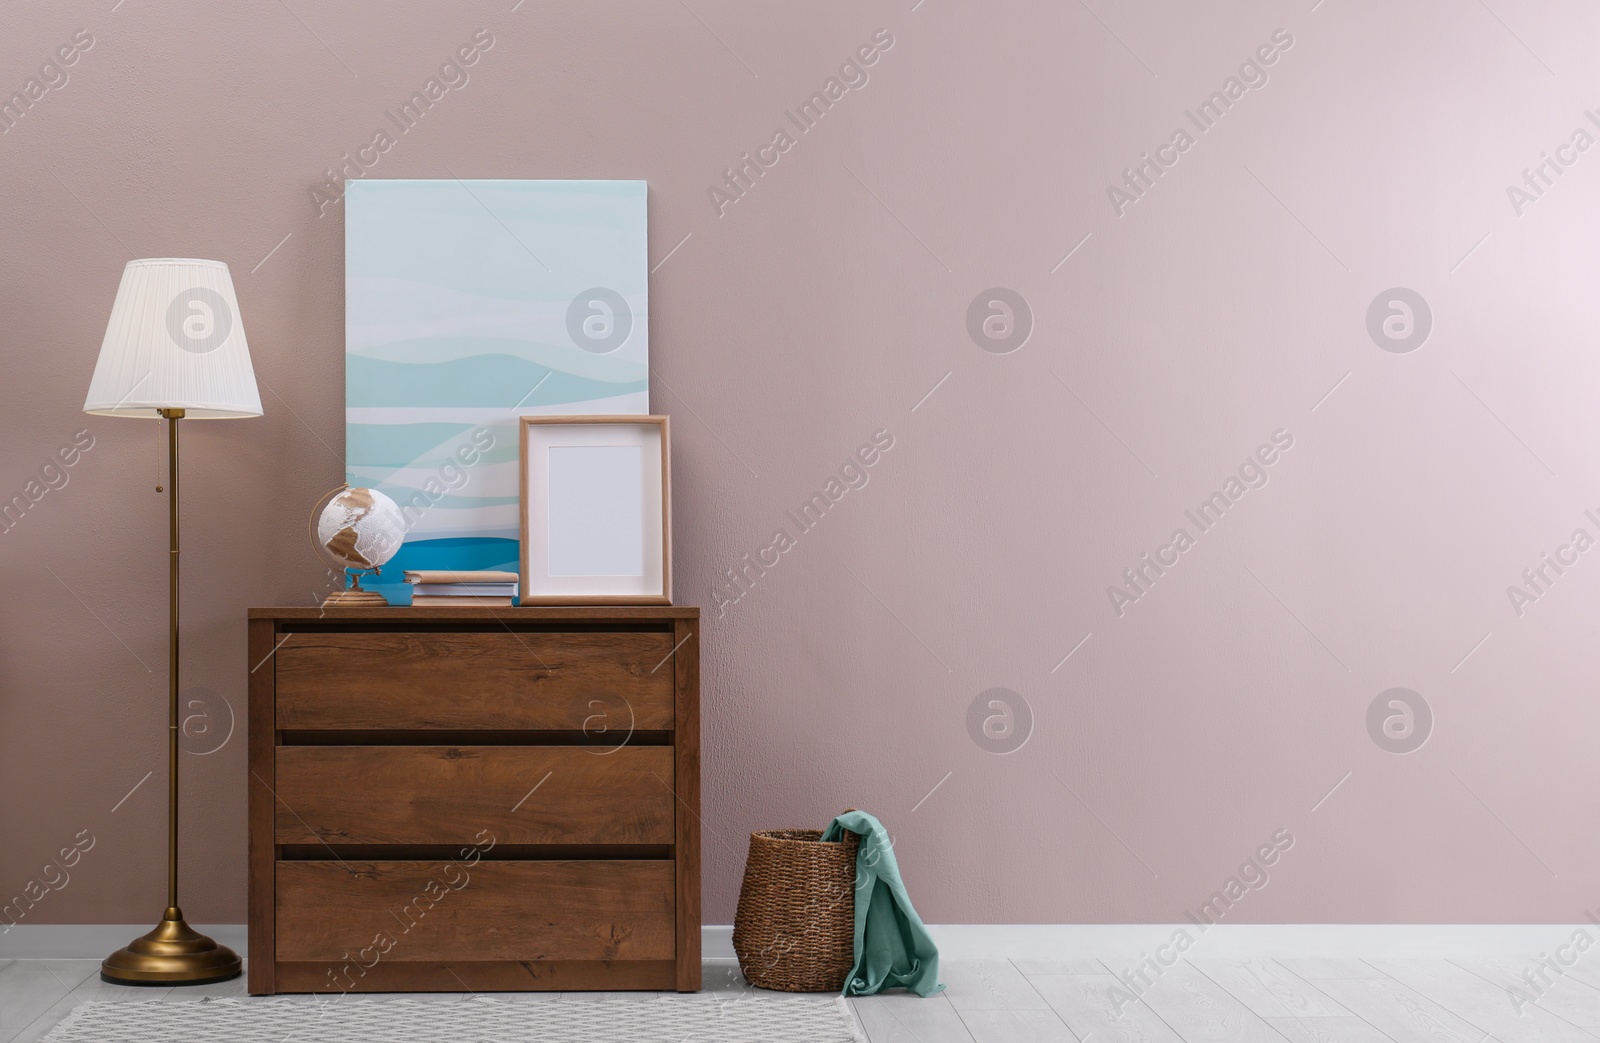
(246, 606, 700, 994)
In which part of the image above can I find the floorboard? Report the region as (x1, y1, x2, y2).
(1014, 958, 1110, 976)
(1313, 974, 1494, 1043)
(11, 956, 1600, 1043)
(853, 991, 977, 1043)
(956, 1008, 1079, 1043)
(0, 961, 98, 1043)
(1275, 960, 1385, 981)
(1263, 1016, 1394, 1042)
(1193, 959, 1351, 1018)
(1453, 956, 1600, 1028)
(1530, 953, 1600, 995)
(1029, 972, 1187, 1042)
(942, 959, 1051, 1010)
(1370, 957, 1596, 1042)
(14, 975, 177, 1043)
(1137, 963, 1287, 1042)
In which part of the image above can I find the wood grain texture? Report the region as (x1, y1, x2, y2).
(853, 993, 978, 1043)
(276, 729, 672, 747)
(1190, 959, 1350, 1018)
(956, 1009, 1076, 1043)
(0, 961, 99, 1041)
(278, 844, 673, 861)
(661, 416, 671, 603)
(1029, 972, 1185, 1042)
(15, 956, 1581, 1040)
(1262, 1017, 1393, 1043)
(1013, 957, 1111, 975)
(1453, 957, 1600, 1027)
(672, 617, 701, 992)
(942, 960, 1051, 1010)
(246, 617, 276, 996)
(274, 745, 675, 845)
(250, 610, 700, 994)
(1137, 963, 1286, 1042)
(276, 860, 675, 963)
(273, 959, 677, 993)
(251, 606, 698, 620)
(275, 631, 674, 730)
(1369, 958, 1595, 1042)
(1274, 959, 1384, 980)
(1312, 976, 1489, 1043)
(1536, 952, 1600, 994)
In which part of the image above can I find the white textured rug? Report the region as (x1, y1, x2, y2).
(41, 995, 866, 1042)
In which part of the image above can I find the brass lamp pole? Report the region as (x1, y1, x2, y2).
(83, 259, 260, 986)
(100, 410, 241, 985)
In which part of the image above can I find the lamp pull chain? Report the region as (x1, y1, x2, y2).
(155, 416, 165, 494)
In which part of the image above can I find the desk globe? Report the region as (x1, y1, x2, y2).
(311, 485, 405, 606)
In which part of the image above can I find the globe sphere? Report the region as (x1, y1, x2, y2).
(314, 487, 405, 572)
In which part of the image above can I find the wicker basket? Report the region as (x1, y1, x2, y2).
(732, 826, 860, 992)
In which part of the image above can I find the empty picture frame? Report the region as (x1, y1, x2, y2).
(519, 416, 671, 604)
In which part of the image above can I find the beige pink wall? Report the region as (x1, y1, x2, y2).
(3, 0, 1599, 928)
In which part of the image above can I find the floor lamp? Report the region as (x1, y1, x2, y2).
(83, 259, 262, 985)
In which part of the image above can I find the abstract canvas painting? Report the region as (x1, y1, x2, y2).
(344, 179, 648, 592)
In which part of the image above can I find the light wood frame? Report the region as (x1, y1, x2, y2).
(518, 415, 671, 605)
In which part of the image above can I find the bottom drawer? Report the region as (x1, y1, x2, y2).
(273, 959, 677, 993)
(276, 860, 675, 963)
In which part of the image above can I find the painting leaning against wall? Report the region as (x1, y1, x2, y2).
(344, 179, 649, 599)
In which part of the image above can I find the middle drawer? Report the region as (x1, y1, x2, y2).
(274, 746, 676, 846)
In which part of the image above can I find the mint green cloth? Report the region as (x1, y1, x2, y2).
(821, 810, 944, 997)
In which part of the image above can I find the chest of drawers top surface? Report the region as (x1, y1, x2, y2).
(248, 606, 699, 620)
(247, 607, 700, 996)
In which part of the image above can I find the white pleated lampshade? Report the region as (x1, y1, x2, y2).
(83, 258, 263, 419)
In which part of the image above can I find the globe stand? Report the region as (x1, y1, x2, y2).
(322, 568, 389, 608)
(311, 486, 405, 609)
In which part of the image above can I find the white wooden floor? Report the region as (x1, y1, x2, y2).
(3, 956, 1597, 1042)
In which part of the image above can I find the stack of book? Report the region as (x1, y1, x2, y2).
(405, 570, 518, 607)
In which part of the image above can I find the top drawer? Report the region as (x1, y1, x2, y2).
(275, 631, 675, 730)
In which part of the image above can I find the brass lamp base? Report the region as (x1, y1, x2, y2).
(100, 907, 241, 986)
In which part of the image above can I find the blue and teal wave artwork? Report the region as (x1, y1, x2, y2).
(345, 179, 650, 588)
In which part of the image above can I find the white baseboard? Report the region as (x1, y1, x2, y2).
(0, 924, 247, 960)
(705, 923, 1596, 961)
(4, 924, 1588, 961)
